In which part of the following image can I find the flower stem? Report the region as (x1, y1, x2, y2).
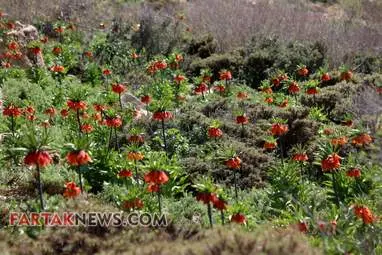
(332, 172, 339, 205)
(157, 187, 162, 215)
(118, 93, 123, 110)
(78, 166, 83, 193)
(114, 127, 119, 150)
(161, 119, 167, 155)
(234, 170, 238, 202)
(36, 165, 45, 210)
(76, 109, 82, 137)
(220, 210, 225, 225)
(207, 202, 213, 228)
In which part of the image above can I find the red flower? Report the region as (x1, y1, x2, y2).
(147, 183, 160, 193)
(208, 127, 223, 138)
(63, 182, 81, 198)
(81, 124, 93, 133)
(127, 152, 144, 161)
(236, 91, 248, 100)
(236, 115, 249, 125)
(111, 83, 126, 94)
(154, 60, 167, 71)
(140, 95, 152, 105)
(174, 74, 186, 84)
(292, 153, 309, 162)
(7, 41, 19, 51)
(118, 169, 133, 178)
(340, 71, 353, 81)
(144, 170, 169, 185)
(102, 69, 112, 76)
(219, 70, 232, 81)
(272, 78, 280, 87)
(54, 26, 64, 33)
(67, 100, 87, 111)
(44, 107, 56, 117)
(60, 109, 69, 118)
(321, 153, 341, 172)
(3, 105, 22, 117)
(52, 47, 62, 55)
(196, 192, 216, 205)
(270, 123, 288, 136)
(93, 104, 107, 112)
(131, 52, 139, 59)
(195, 83, 209, 94)
(288, 82, 300, 94)
(105, 116, 122, 128)
(297, 221, 308, 233)
(306, 87, 318, 95)
(66, 150, 92, 166)
(352, 134, 372, 147)
(331, 136, 348, 147)
(264, 97, 273, 104)
(41, 120, 51, 128)
(24, 150, 52, 168)
(353, 205, 375, 224)
(264, 141, 277, 150)
(346, 168, 361, 178)
(84, 51, 93, 58)
(231, 213, 246, 224)
(214, 84, 225, 92)
(298, 67, 309, 77)
(225, 156, 241, 170)
(152, 111, 173, 122)
(212, 197, 227, 211)
(24, 106, 35, 115)
(128, 134, 145, 144)
(50, 65, 65, 73)
(30, 47, 42, 55)
(261, 87, 273, 94)
(175, 54, 183, 62)
(323, 128, 334, 135)
(123, 198, 144, 210)
(321, 73, 331, 82)
(40, 36, 48, 44)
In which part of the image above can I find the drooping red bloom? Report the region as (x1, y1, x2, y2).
(264, 97, 273, 104)
(331, 136, 348, 147)
(81, 124, 94, 133)
(219, 70, 232, 81)
(50, 65, 65, 73)
(175, 54, 183, 62)
(225, 156, 242, 170)
(196, 192, 216, 205)
(297, 221, 308, 233)
(279, 99, 288, 108)
(346, 168, 361, 178)
(236, 115, 249, 125)
(102, 69, 112, 76)
(292, 153, 309, 162)
(24, 106, 35, 115)
(174, 74, 186, 84)
(261, 87, 273, 94)
(52, 47, 62, 55)
(127, 151, 144, 161)
(41, 120, 51, 128)
(306, 87, 318, 95)
(208, 127, 223, 138)
(44, 107, 56, 117)
(40, 36, 49, 44)
(60, 109, 69, 118)
(30, 47, 42, 55)
(288, 82, 300, 94)
(298, 67, 309, 77)
(236, 91, 248, 100)
(340, 70, 353, 81)
(131, 52, 139, 59)
(144, 170, 169, 185)
(3, 104, 22, 117)
(122, 198, 144, 210)
(231, 213, 246, 224)
(111, 83, 126, 94)
(118, 169, 133, 178)
(194, 83, 209, 94)
(63, 182, 81, 198)
(270, 123, 288, 136)
(212, 197, 227, 211)
(7, 41, 19, 51)
(321, 73, 331, 82)
(264, 141, 277, 150)
(140, 95, 152, 105)
(84, 51, 93, 58)
(93, 104, 107, 112)
(353, 205, 375, 224)
(67, 100, 87, 111)
(323, 128, 334, 135)
(321, 153, 341, 172)
(352, 133, 372, 147)
(272, 78, 280, 87)
(54, 26, 64, 33)
(105, 116, 122, 128)
(66, 150, 92, 166)
(152, 111, 173, 122)
(214, 84, 225, 93)
(2, 62, 12, 68)
(154, 60, 167, 70)
(24, 150, 52, 168)
(128, 134, 145, 144)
